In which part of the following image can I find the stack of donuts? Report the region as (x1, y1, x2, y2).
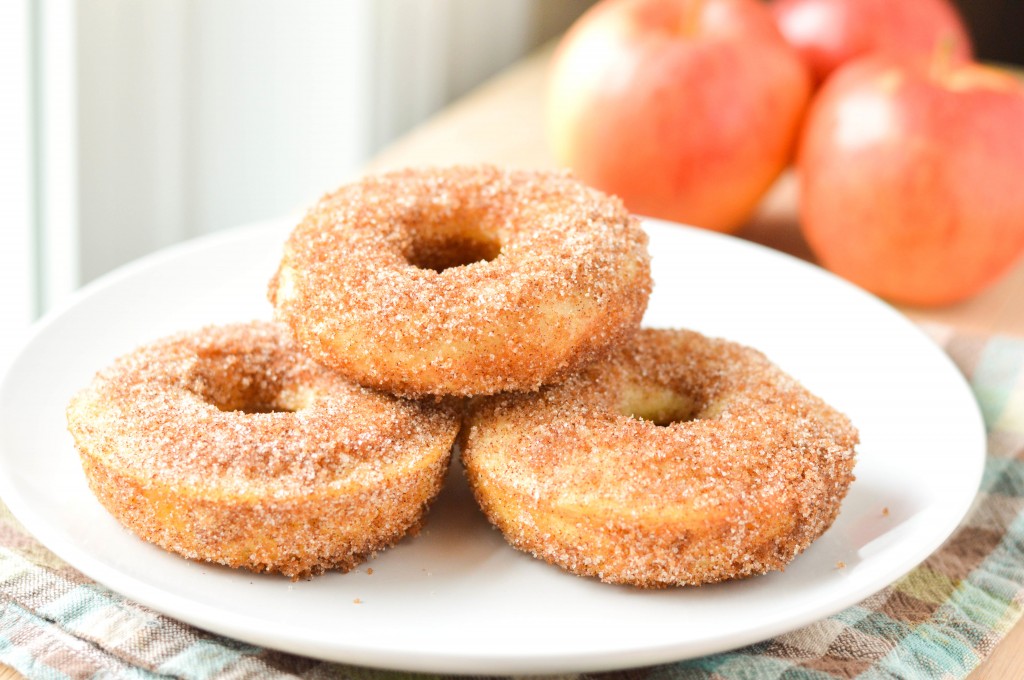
(67, 165, 857, 587)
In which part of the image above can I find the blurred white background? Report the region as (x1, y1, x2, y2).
(0, 0, 592, 370)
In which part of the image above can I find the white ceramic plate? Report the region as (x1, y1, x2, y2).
(0, 219, 985, 675)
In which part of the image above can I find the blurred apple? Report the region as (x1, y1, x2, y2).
(770, 0, 972, 87)
(798, 54, 1024, 306)
(546, 0, 811, 233)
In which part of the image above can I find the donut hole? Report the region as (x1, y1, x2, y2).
(189, 354, 298, 414)
(405, 221, 501, 272)
(620, 383, 700, 426)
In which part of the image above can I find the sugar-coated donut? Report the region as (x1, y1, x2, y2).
(66, 321, 459, 579)
(268, 165, 652, 397)
(460, 328, 858, 588)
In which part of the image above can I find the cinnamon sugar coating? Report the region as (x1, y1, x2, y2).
(66, 321, 459, 579)
(269, 165, 652, 397)
(461, 328, 858, 588)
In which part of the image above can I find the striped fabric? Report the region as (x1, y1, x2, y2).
(1, 328, 1022, 680)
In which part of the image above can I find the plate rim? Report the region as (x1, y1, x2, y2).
(0, 217, 987, 675)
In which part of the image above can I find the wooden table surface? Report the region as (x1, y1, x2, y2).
(3, 42, 1021, 680)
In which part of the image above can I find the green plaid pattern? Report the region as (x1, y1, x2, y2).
(1, 328, 1022, 679)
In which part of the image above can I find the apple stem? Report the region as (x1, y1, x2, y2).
(929, 33, 958, 81)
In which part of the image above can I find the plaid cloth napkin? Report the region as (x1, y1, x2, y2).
(1, 326, 1022, 680)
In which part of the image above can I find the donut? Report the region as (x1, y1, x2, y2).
(268, 165, 652, 397)
(460, 328, 858, 588)
(66, 321, 459, 579)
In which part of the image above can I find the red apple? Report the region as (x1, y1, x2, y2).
(546, 0, 812, 233)
(798, 54, 1024, 306)
(770, 0, 972, 87)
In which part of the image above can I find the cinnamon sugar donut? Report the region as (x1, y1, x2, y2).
(460, 328, 858, 588)
(268, 165, 652, 397)
(66, 321, 459, 579)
